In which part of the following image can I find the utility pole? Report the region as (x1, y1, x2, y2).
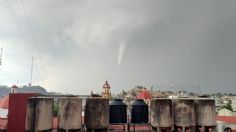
(30, 56, 33, 86)
(198, 84, 201, 95)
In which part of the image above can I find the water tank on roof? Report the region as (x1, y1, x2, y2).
(173, 99, 195, 127)
(25, 97, 53, 131)
(195, 98, 216, 127)
(131, 99, 148, 123)
(151, 98, 173, 128)
(85, 98, 109, 131)
(57, 97, 82, 131)
(109, 99, 127, 123)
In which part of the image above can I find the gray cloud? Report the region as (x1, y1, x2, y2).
(1, 0, 236, 94)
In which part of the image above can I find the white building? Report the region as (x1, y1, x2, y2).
(217, 116, 236, 131)
(218, 108, 233, 116)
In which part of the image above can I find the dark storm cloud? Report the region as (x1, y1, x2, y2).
(1, 0, 236, 94)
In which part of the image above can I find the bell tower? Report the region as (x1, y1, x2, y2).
(101, 80, 111, 99)
(11, 84, 18, 93)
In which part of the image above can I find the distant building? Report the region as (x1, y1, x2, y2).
(223, 100, 230, 104)
(10, 84, 18, 93)
(231, 97, 236, 116)
(0, 96, 9, 109)
(177, 90, 189, 98)
(137, 88, 152, 104)
(218, 108, 233, 116)
(101, 80, 111, 99)
(152, 91, 167, 98)
(215, 98, 224, 112)
(216, 116, 236, 131)
(137, 88, 152, 99)
(90, 91, 102, 98)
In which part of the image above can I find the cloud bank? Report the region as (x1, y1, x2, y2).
(0, 0, 236, 94)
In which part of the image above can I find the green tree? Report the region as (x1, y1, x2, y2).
(221, 103, 233, 111)
(53, 101, 59, 116)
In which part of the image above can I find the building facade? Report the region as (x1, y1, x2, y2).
(101, 80, 111, 99)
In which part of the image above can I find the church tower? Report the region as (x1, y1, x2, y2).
(11, 84, 18, 93)
(101, 80, 111, 99)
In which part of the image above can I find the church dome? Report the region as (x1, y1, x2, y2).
(11, 84, 18, 89)
(103, 81, 110, 89)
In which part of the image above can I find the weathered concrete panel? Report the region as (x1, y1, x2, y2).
(151, 98, 173, 128)
(173, 98, 195, 127)
(35, 98, 53, 131)
(58, 97, 82, 131)
(195, 98, 216, 126)
(25, 97, 53, 131)
(85, 98, 109, 130)
(25, 98, 36, 131)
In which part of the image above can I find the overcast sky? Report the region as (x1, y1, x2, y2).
(0, 0, 236, 94)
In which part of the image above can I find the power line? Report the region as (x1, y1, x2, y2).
(20, 0, 52, 91)
(5, 0, 49, 88)
(30, 56, 33, 85)
(5, 0, 31, 54)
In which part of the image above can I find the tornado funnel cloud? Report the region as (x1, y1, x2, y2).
(118, 42, 128, 66)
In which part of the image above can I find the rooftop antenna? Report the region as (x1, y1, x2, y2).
(29, 56, 33, 86)
(198, 84, 201, 95)
(169, 75, 175, 92)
